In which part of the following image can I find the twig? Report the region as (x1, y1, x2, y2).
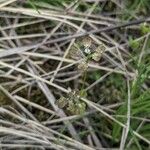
(46, 17, 150, 44)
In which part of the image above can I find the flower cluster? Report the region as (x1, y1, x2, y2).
(68, 36, 106, 71)
(56, 90, 86, 115)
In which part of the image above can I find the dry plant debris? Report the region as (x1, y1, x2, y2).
(0, 0, 150, 150)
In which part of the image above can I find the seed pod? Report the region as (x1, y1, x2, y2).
(77, 60, 88, 71)
(67, 100, 76, 114)
(67, 101, 86, 115)
(92, 44, 106, 61)
(92, 52, 101, 61)
(56, 97, 68, 108)
(96, 44, 106, 53)
(68, 46, 82, 59)
(74, 102, 86, 115)
(82, 37, 92, 48)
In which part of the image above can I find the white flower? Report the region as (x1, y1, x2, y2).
(84, 47, 91, 54)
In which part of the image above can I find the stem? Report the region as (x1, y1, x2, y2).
(81, 70, 87, 92)
(80, 57, 90, 96)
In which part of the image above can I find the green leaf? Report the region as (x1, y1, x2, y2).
(27, 0, 40, 14)
(129, 37, 140, 50)
(140, 23, 150, 34)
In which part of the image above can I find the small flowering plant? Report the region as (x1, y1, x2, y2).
(56, 36, 106, 115)
(68, 36, 106, 71)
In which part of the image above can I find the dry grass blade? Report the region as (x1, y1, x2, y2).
(0, 0, 149, 149)
(0, 0, 17, 8)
